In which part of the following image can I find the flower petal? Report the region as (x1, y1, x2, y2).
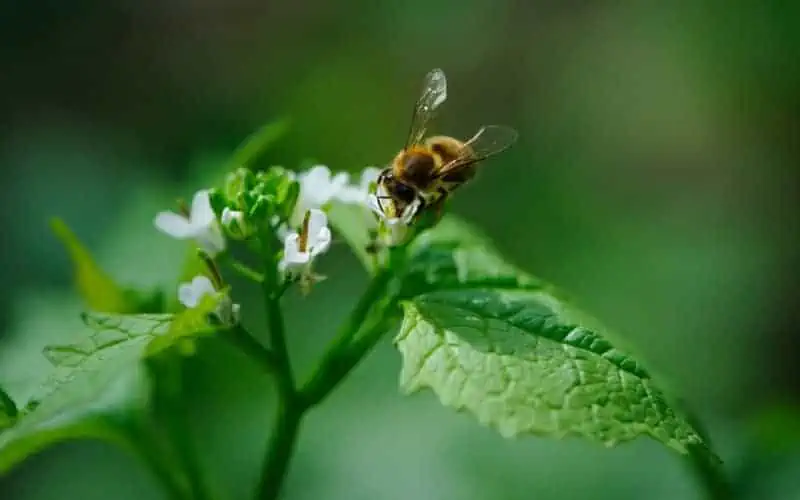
(178, 275, 216, 308)
(154, 212, 194, 238)
(197, 224, 226, 256)
(310, 226, 332, 257)
(306, 208, 328, 238)
(283, 233, 311, 265)
(190, 190, 215, 227)
(336, 167, 381, 205)
(300, 166, 333, 198)
(192, 275, 217, 296)
(329, 171, 351, 195)
(178, 283, 197, 308)
(359, 167, 381, 190)
(305, 209, 332, 256)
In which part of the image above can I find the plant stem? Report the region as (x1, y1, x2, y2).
(687, 447, 733, 500)
(229, 259, 265, 283)
(252, 227, 419, 498)
(123, 424, 191, 500)
(226, 324, 276, 374)
(257, 393, 304, 499)
(255, 287, 300, 499)
(163, 359, 215, 500)
(255, 228, 299, 499)
(300, 266, 396, 407)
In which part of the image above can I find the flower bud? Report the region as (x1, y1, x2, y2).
(221, 207, 251, 240)
(208, 189, 228, 218)
(224, 167, 256, 203)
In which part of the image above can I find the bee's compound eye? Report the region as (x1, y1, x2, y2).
(391, 182, 416, 203)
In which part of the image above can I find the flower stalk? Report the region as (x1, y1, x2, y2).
(150, 164, 442, 499)
(255, 221, 300, 500)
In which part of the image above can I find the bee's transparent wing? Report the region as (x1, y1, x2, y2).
(404, 68, 448, 150)
(463, 125, 518, 159)
(435, 125, 518, 177)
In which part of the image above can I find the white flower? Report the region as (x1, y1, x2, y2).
(178, 275, 216, 308)
(155, 190, 226, 256)
(367, 184, 421, 247)
(336, 167, 382, 205)
(279, 209, 332, 276)
(289, 165, 351, 227)
(178, 275, 240, 325)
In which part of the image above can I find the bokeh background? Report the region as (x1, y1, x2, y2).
(1, 1, 800, 499)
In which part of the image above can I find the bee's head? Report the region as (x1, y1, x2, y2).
(376, 170, 417, 217)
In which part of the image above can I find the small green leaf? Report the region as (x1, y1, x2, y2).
(225, 120, 289, 171)
(50, 218, 135, 313)
(0, 308, 220, 473)
(146, 293, 222, 356)
(395, 289, 714, 459)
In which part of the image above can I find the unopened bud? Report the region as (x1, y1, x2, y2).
(221, 208, 251, 240)
(224, 167, 256, 202)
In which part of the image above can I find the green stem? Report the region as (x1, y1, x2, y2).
(300, 266, 397, 407)
(255, 227, 299, 500)
(123, 424, 192, 500)
(229, 259, 265, 283)
(226, 324, 277, 374)
(257, 393, 304, 499)
(687, 447, 733, 500)
(163, 360, 216, 500)
(252, 224, 422, 498)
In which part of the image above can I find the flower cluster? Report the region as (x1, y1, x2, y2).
(154, 163, 420, 316)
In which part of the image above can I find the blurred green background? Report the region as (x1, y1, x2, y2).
(1, 1, 800, 498)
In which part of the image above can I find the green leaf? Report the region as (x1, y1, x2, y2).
(326, 211, 544, 288)
(0, 305, 220, 473)
(146, 293, 223, 356)
(403, 216, 544, 296)
(395, 289, 714, 458)
(50, 218, 136, 313)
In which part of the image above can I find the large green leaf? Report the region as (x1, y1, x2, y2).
(402, 216, 544, 296)
(0, 299, 220, 474)
(327, 210, 543, 292)
(395, 289, 713, 458)
(391, 216, 717, 462)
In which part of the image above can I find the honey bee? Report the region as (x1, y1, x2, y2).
(376, 68, 518, 218)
